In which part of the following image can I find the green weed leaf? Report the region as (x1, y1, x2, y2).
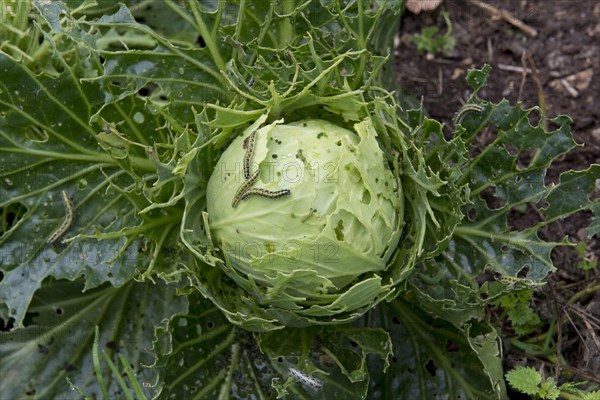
(411, 11, 455, 56)
(506, 367, 542, 396)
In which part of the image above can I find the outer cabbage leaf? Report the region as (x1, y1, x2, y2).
(408, 65, 599, 326)
(365, 298, 506, 399)
(150, 291, 392, 400)
(0, 278, 187, 399)
(1, 1, 209, 327)
(0, 50, 152, 327)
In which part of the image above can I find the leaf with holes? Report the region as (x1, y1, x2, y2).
(0, 278, 187, 399)
(409, 65, 599, 327)
(0, 49, 184, 327)
(150, 293, 392, 400)
(366, 298, 506, 399)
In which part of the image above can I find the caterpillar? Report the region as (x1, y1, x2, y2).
(288, 367, 322, 390)
(239, 187, 291, 201)
(231, 169, 260, 208)
(455, 104, 484, 126)
(47, 190, 75, 244)
(242, 130, 257, 180)
(301, 208, 315, 222)
(498, 275, 544, 287)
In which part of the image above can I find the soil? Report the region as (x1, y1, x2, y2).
(395, 0, 600, 392)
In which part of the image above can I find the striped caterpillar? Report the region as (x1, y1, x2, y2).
(242, 130, 257, 180)
(455, 104, 484, 126)
(239, 188, 291, 201)
(231, 129, 292, 207)
(47, 190, 75, 244)
(498, 275, 544, 288)
(231, 170, 260, 208)
(288, 367, 322, 390)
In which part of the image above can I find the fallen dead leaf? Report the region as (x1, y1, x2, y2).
(591, 127, 600, 143)
(566, 68, 594, 92)
(406, 0, 443, 14)
(451, 68, 464, 80)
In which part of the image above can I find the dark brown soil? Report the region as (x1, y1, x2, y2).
(395, 0, 599, 390)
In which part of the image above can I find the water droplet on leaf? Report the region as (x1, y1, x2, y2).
(133, 112, 145, 123)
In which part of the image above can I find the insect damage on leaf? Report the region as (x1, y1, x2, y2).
(3, 2, 597, 400)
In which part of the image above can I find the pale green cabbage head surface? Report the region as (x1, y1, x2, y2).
(206, 119, 403, 325)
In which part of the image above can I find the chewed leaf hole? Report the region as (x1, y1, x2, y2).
(527, 108, 543, 127)
(138, 84, 157, 97)
(109, 79, 127, 88)
(480, 186, 506, 210)
(23, 311, 40, 327)
(508, 202, 545, 232)
(361, 189, 371, 204)
(26, 125, 49, 142)
(467, 208, 477, 221)
(0, 202, 28, 238)
(0, 316, 15, 331)
(475, 271, 495, 287)
(504, 143, 518, 156)
(334, 219, 345, 241)
(425, 359, 437, 377)
(516, 148, 536, 170)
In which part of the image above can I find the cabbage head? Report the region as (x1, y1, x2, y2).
(205, 118, 403, 327)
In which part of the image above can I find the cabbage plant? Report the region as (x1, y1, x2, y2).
(0, 1, 598, 399)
